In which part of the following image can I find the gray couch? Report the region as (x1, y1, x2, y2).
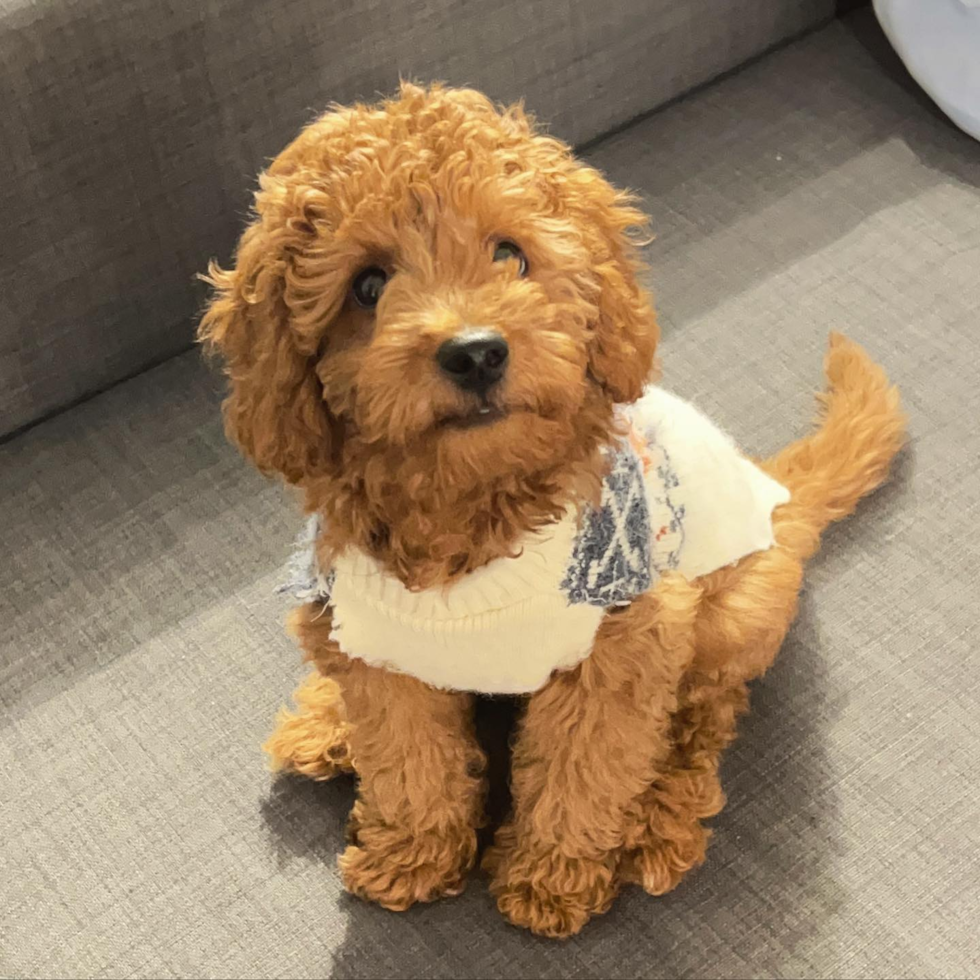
(2, 3, 979, 978)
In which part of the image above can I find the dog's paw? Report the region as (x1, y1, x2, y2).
(262, 692, 354, 780)
(494, 879, 596, 939)
(263, 719, 353, 780)
(262, 676, 354, 781)
(340, 829, 475, 911)
(621, 821, 709, 896)
(487, 836, 618, 938)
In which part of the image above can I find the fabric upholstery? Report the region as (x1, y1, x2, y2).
(3, 13, 979, 979)
(0, 0, 833, 436)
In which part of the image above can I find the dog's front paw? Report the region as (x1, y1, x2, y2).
(621, 790, 712, 896)
(494, 877, 596, 939)
(486, 833, 618, 938)
(340, 826, 476, 911)
(622, 820, 709, 896)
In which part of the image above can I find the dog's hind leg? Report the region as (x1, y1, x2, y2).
(620, 508, 807, 895)
(263, 670, 354, 780)
(622, 335, 905, 897)
(619, 477, 810, 895)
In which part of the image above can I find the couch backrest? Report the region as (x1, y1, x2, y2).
(0, 0, 832, 437)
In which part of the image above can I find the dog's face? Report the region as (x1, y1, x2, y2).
(200, 84, 657, 494)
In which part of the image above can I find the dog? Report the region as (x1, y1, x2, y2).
(199, 82, 904, 938)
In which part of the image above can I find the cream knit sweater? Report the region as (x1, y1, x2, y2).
(284, 388, 790, 694)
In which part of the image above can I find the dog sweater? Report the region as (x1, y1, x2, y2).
(283, 387, 790, 695)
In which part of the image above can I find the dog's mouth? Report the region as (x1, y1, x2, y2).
(437, 405, 509, 430)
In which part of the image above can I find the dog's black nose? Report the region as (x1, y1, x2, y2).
(436, 331, 509, 395)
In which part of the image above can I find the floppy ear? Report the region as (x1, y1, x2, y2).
(579, 180, 659, 404)
(198, 199, 335, 485)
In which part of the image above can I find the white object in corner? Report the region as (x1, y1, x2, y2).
(873, 0, 980, 142)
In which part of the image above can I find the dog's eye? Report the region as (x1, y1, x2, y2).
(352, 267, 388, 309)
(492, 240, 528, 276)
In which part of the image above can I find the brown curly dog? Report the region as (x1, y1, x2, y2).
(199, 83, 905, 938)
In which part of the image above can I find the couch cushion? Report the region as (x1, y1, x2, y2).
(2, 13, 979, 979)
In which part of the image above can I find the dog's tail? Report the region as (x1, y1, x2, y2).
(762, 333, 906, 561)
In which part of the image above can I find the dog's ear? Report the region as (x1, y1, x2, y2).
(577, 176, 659, 404)
(198, 185, 335, 485)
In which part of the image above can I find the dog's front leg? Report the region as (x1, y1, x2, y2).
(283, 602, 486, 908)
(338, 657, 486, 910)
(485, 576, 700, 938)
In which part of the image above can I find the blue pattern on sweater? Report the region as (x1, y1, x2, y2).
(561, 444, 653, 607)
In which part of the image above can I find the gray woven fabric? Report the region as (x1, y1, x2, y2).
(0, 0, 833, 436)
(3, 13, 980, 979)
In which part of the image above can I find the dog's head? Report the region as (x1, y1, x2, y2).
(200, 84, 657, 569)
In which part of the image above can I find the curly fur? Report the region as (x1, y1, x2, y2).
(200, 83, 905, 938)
